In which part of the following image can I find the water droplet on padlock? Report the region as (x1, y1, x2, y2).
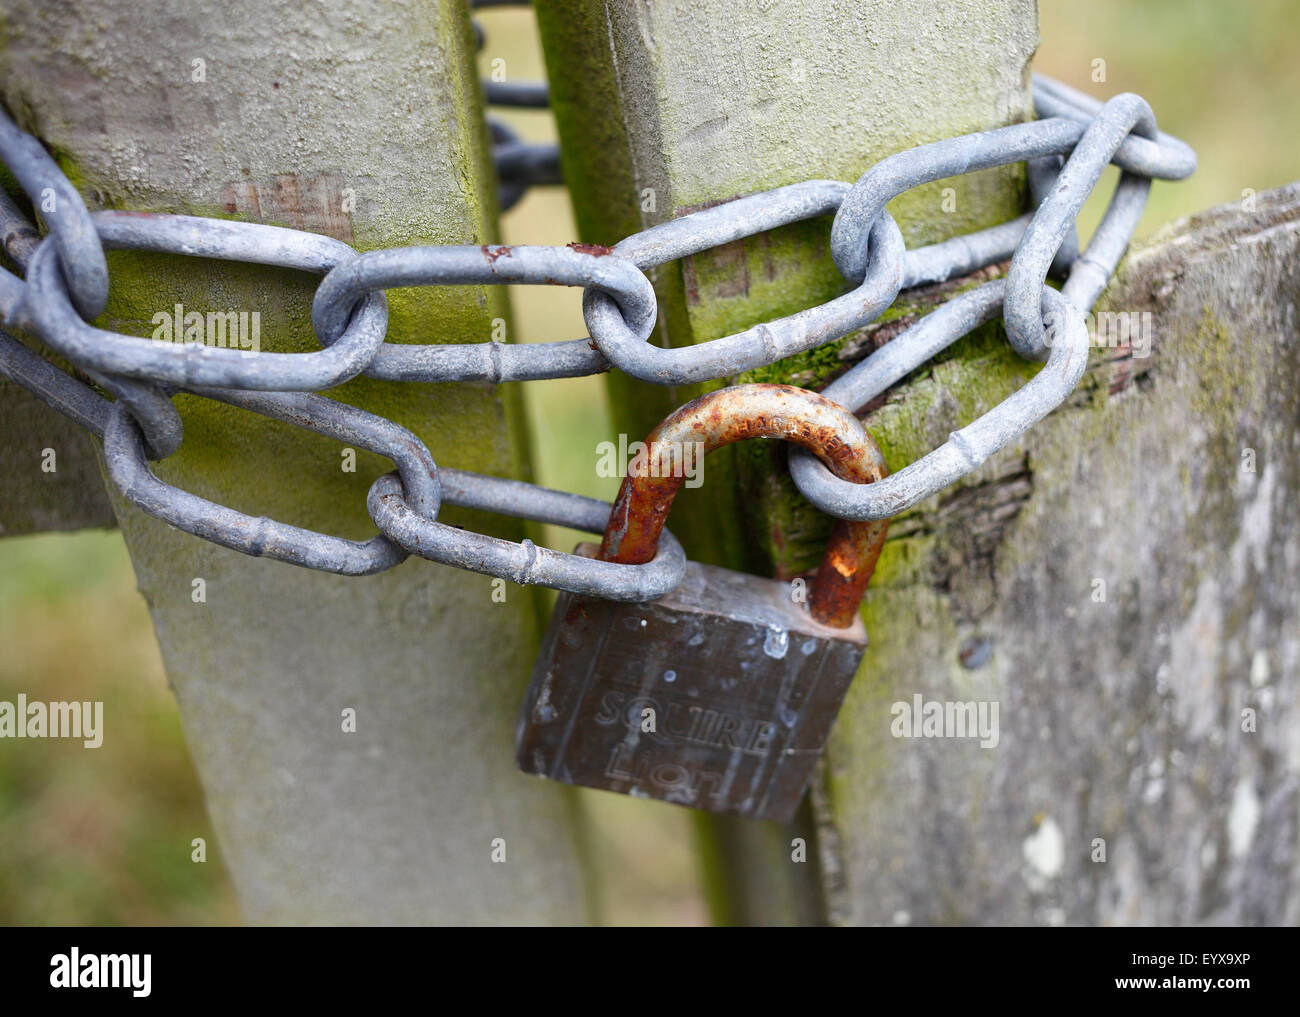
(763, 625, 790, 659)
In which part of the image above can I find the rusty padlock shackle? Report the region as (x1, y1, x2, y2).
(597, 383, 889, 629)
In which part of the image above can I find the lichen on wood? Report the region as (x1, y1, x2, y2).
(823, 184, 1300, 925)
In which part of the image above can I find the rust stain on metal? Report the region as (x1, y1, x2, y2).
(596, 383, 889, 628)
(562, 598, 588, 627)
(481, 244, 513, 264)
(566, 241, 614, 256)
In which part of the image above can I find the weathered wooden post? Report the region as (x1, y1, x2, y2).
(1, 0, 591, 923)
(790, 186, 1300, 926)
(537, 1, 1300, 925)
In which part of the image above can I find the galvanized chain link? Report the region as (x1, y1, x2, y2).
(0, 72, 1194, 600)
(788, 75, 1195, 520)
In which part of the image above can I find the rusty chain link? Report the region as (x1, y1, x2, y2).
(0, 72, 1194, 600)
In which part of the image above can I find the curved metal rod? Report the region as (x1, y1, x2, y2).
(1005, 93, 1156, 360)
(597, 383, 889, 628)
(0, 104, 109, 319)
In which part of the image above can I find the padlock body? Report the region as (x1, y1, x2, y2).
(516, 544, 868, 822)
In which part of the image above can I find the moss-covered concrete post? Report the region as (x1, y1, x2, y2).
(536, 0, 1039, 923)
(1, 0, 591, 923)
(539, 2, 1300, 927)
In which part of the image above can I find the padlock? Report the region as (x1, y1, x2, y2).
(515, 383, 889, 822)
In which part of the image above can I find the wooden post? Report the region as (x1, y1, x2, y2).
(536, 0, 1040, 923)
(812, 186, 1300, 925)
(2, 0, 591, 923)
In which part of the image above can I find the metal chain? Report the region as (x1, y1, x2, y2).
(0, 72, 1194, 600)
(490, 119, 562, 213)
(476, 3, 563, 211)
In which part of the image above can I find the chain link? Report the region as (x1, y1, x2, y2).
(21, 212, 390, 391)
(0, 107, 109, 320)
(311, 242, 654, 383)
(0, 74, 1194, 599)
(787, 282, 1089, 519)
(477, 5, 562, 211)
(490, 119, 562, 213)
(102, 390, 440, 576)
(588, 186, 904, 384)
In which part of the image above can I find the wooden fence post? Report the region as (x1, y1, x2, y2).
(2, 0, 592, 924)
(810, 188, 1300, 926)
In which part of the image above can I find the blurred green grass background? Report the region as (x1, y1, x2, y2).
(1, 0, 1295, 926)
